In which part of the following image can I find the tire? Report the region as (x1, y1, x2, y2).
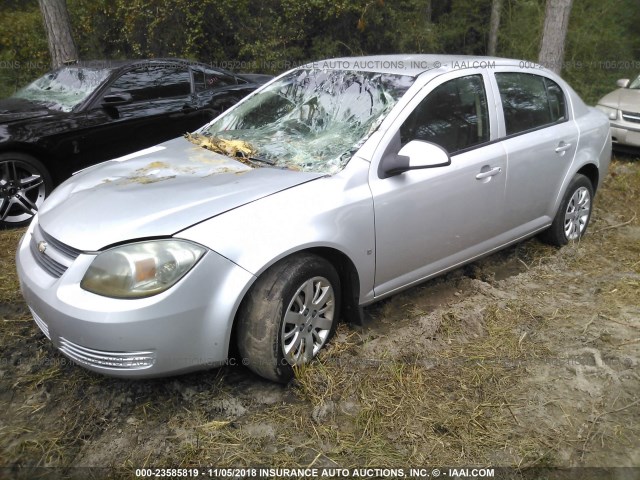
(237, 253, 341, 383)
(540, 174, 594, 246)
(0, 152, 52, 229)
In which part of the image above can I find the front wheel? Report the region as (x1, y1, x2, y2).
(0, 152, 52, 229)
(540, 174, 594, 246)
(237, 253, 341, 383)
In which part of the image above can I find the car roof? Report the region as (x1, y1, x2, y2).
(63, 58, 228, 74)
(303, 54, 529, 77)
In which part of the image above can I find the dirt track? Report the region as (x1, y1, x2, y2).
(1, 156, 638, 479)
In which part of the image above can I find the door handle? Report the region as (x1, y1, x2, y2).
(475, 167, 502, 180)
(555, 142, 572, 153)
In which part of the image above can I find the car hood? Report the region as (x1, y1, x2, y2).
(38, 137, 325, 251)
(0, 97, 54, 123)
(598, 88, 640, 113)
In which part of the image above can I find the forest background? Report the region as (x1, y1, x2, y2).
(0, 0, 639, 106)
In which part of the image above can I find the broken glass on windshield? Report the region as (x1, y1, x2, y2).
(13, 67, 110, 112)
(203, 68, 414, 174)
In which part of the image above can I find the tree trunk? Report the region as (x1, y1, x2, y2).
(38, 0, 78, 69)
(487, 0, 502, 56)
(425, 0, 432, 23)
(538, 0, 573, 74)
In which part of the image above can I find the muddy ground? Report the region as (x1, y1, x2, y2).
(1, 155, 639, 480)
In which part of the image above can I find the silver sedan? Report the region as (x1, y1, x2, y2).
(16, 55, 611, 382)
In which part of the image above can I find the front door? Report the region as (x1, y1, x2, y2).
(370, 72, 508, 297)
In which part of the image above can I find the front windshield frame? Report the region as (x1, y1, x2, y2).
(12, 66, 111, 112)
(202, 68, 415, 174)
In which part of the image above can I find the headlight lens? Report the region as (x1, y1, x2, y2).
(596, 105, 618, 120)
(81, 240, 206, 299)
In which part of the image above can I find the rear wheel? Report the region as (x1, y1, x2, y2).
(540, 174, 594, 246)
(237, 253, 340, 383)
(0, 152, 52, 229)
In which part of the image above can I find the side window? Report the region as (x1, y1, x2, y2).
(108, 66, 191, 101)
(400, 74, 489, 154)
(192, 68, 235, 92)
(495, 72, 566, 135)
(545, 78, 567, 123)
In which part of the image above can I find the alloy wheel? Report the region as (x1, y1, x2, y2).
(563, 186, 591, 240)
(281, 276, 335, 365)
(0, 160, 46, 224)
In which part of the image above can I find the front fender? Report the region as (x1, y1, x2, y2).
(177, 157, 376, 304)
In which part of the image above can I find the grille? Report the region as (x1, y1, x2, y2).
(39, 227, 82, 258)
(30, 239, 67, 277)
(621, 111, 640, 124)
(30, 307, 50, 340)
(30, 225, 81, 278)
(59, 337, 156, 370)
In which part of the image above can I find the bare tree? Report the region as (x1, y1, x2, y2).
(425, 0, 432, 23)
(487, 0, 503, 56)
(538, 0, 573, 74)
(38, 0, 78, 69)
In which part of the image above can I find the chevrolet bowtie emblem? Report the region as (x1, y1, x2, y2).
(37, 241, 48, 253)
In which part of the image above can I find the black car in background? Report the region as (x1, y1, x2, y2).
(0, 58, 271, 227)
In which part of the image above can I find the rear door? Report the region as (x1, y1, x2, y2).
(492, 70, 578, 232)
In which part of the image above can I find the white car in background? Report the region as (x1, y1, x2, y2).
(597, 74, 640, 150)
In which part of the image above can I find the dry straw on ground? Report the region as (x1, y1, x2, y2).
(1, 156, 638, 477)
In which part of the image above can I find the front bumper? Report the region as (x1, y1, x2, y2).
(16, 222, 255, 378)
(610, 122, 640, 148)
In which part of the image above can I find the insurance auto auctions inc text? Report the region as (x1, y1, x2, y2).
(190, 467, 496, 478)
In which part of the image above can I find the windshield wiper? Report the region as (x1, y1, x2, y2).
(247, 155, 275, 166)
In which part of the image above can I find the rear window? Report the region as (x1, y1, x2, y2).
(192, 68, 236, 92)
(496, 72, 567, 135)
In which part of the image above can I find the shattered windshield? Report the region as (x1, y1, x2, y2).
(629, 74, 640, 89)
(13, 67, 110, 112)
(201, 68, 414, 174)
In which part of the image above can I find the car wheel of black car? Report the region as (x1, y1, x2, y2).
(0, 152, 52, 229)
(237, 253, 341, 383)
(541, 174, 594, 246)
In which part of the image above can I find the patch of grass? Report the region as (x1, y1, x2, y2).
(281, 300, 555, 468)
(596, 158, 640, 217)
(0, 228, 26, 304)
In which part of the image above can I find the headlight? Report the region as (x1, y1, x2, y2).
(596, 105, 618, 120)
(81, 240, 206, 299)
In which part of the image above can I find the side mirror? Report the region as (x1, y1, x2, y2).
(102, 93, 133, 106)
(616, 79, 630, 88)
(381, 140, 451, 177)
